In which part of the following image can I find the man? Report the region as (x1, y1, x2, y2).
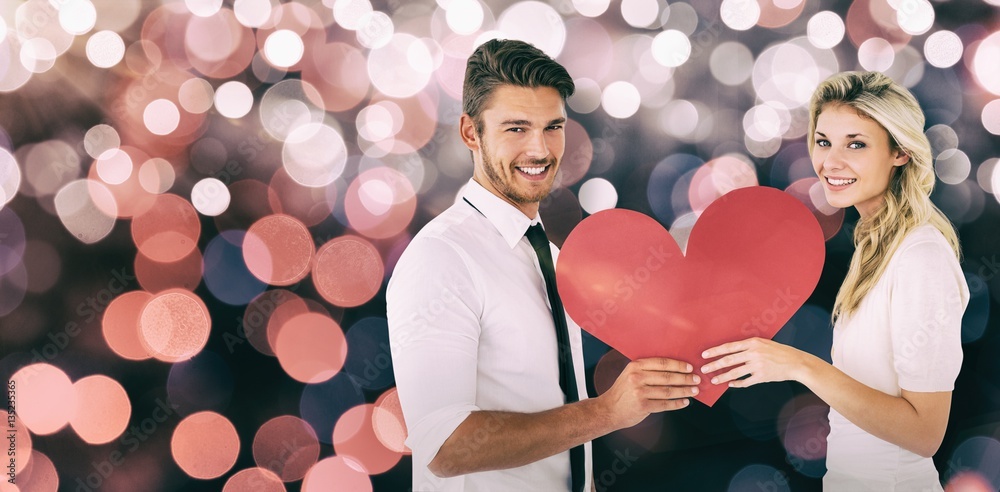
(387, 39, 699, 491)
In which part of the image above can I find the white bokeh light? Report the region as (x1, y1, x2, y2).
(234, 0, 274, 28)
(58, 0, 98, 36)
(720, 0, 760, 31)
(264, 30, 305, 68)
(935, 149, 972, 185)
(858, 37, 895, 72)
(143, 99, 181, 136)
(573, 0, 610, 17)
(86, 31, 125, 68)
(185, 0, 224, 17)
(95, 149, 133, 185)
(896, 0, 934, 35)
(1, 148, 20, 208)
(214, 81, 254, 119)
(621, 0, 660, 28)
(446, 0, 484, 35)
(356, 11, 394, 49)
(651, 30, 691, 68)
(191, 178, 231, 216)
(567, 78, 602, 114)
(496, 1, 567, 58)
(601, 81, 641, 119)
(367, 33, 433, 99)
(84, 124, 121, 159)
(982, 99, 1000, 135)
(579, 178, 618, 214)
(924, 30, 963, 68)
(333, 0, 374, 31)
(807, 11, 845, 49)
(20, 38, 58, 74)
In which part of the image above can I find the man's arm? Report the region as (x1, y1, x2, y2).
(429, 358, 699, 477)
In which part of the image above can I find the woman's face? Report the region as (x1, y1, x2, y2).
(811, 103, 910, 218)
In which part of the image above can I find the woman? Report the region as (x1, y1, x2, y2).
(702, 71, 969, 490)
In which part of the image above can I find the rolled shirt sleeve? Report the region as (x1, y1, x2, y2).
(387, 235, 485, 472)
(889, 239, 969, 392)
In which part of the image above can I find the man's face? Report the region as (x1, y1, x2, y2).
(461, 85, 567, 218)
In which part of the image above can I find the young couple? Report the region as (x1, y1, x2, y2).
(387, 39, 969, 491)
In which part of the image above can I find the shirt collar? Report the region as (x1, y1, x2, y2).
(461, 179, 542, 249)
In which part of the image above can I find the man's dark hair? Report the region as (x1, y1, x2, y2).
(462, 39, 575, 134)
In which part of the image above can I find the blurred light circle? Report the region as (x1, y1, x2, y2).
(752, 39, 831, 109)
(982, 99, 1000, 135)
(214, 81, 254, 119)
(807, 11, 845, 49)
(10, 364, 76, 435)
(143, 99, 181, 136)
(185, 0, 223, 17)
(367, 33, 432, 98)
(567, 77, 601, 114)
(86, 30, 125, 68)
(446, 0, 484, 35)
(138, 158, 176, 194)
(84, 124, 120, 159)
(298, 371, 364, 446)
(191, 177, 231, 216)
(781, 404, 829, 461)
(17, 450, 59, 490)
(20, 38, 58, 74)
(710, 42, 753, 86)
(282, 123, 348, 188)
(945, 471, 995, 492)
(333, 404, 403, 474)
(23, 140, 81, 198)
(260, 79, 326, 142)
(896, 0, 934, 35)
(728, 464, 790, 492)
(785, 178, 845, 240)
(135, 245, 204, 293)
(356, 11, 394, 49)
(223, 468, 286, 492)
(95, 148, 133, 185)
(658, 99, 699, 138)
(357, 101, 403, 142)
(976, 158, 998, 194)
(59, 0, 97, 35)
(333, 0, 373, 31)
(345, 166, 417, 238)
(267, 167, 333, 227)
(744, 103, 790, 141)
(179, 78, 215, 114)
(203, 230, 269, 304)
(578, 178, 618, 214)
(948, 436, 1000, 489)
(621, 0, 660, 28)
(243, 214, 315, 286)
(264, 30, 305, 68)
(302, 457, 372, 492)
(0, 33, 32, 92)
(70, 375, 130, 444)
(313, 235, 383, 308)
(496, 1, 567, 58)
(927, 123, 959, 157)
(688, 155, 758, 213)
(573, 0, 610, 17)
(234, 0, 274, 28)
(0, 208, 24, 277)
(172, 411, 240, 479)
(924, 30, 963, 68)
(972, 32, 1000, 95)
(373, 388, 410, 454)
(0, 147, 20, 207)
(936, 149, 972, 185)
(139, 288, 212, 363)
(601, 81, 641, 119)
(342, 317, 394, 390)
(54, 179, 116, 244)
(720, 0, 760, 31)
(102, 290, 154, 361)
(131, 193, 200, 262)
(276, 312, 348, 383)
(651, 30, 690, 68)
(253, 415, 320, 482)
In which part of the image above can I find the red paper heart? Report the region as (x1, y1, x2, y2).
(556, 186, 825, 406)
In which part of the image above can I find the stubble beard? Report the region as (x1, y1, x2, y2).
(479, 137, 557, 206)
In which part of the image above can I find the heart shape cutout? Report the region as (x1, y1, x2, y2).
(557, 186, 825, 406)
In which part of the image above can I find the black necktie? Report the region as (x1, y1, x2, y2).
(525, 224, 584, 492)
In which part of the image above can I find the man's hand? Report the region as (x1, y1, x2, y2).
(598, 357, 700, 429)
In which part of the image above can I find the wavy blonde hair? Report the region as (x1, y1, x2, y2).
(807, 71, 961, 320)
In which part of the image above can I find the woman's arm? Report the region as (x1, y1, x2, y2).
(701, 338, 951, 457)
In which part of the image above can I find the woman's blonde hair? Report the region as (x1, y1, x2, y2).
(807, 71, 960, 320)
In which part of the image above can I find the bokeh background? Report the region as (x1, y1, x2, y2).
(2, 0, 999, 490)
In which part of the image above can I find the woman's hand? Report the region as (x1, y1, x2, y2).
(700, 337, 812, 388)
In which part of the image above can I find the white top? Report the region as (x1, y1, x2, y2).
(825, 225, 969, 491)
(387, 179, 593, 492)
